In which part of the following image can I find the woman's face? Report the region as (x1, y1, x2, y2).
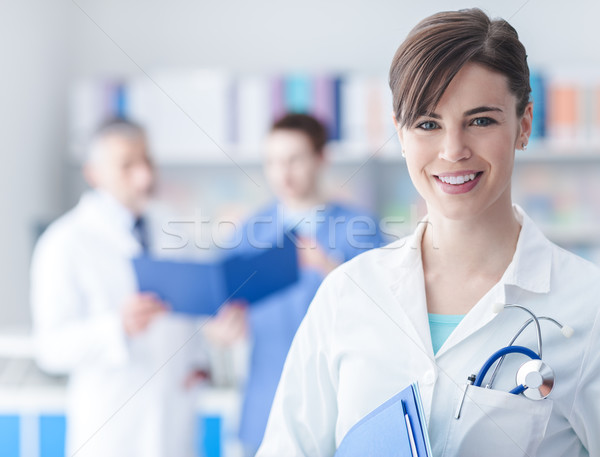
(395, 62, 532, 221)
(264, 129, 323, 204)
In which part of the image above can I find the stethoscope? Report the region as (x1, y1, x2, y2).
(455, 303, 573, 419)
(477, 303, 573, 399)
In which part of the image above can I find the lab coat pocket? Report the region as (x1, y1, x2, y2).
(446, 385, 552, 457)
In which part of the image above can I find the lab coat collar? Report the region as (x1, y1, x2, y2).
(380, 204, 553, 294)
(378, 204, 554, 358)
(379, 219, 434, 356)
(91, 189, 137, 231)
(501, 204, 552, 295)
(77, 190, 141, 254)
(437, 205, 553, 357)
(377, 215, 429, 274)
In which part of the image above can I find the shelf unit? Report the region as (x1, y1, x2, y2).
(78, 140, 600, 167)
(122, 139, 600, 261)
(64, 140, 600, 265)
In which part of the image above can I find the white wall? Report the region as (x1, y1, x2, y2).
(68, 0, 600, 77)
(3, 0, 600, 327)
(0, 1, 70, 327)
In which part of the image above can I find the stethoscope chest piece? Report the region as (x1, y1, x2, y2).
(516, 360, 555, 400)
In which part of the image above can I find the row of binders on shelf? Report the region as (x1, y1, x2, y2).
(513, 163, 600, 238)
(530, 68, 600, 148)
(69, 68, 600, 164)
(69, 71, 395, 164)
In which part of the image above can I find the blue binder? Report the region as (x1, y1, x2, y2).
(132, 233, 299, 315)
(334, 383, 432, 457)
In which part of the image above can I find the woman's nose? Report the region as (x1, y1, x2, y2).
(439, 129, 472, 162)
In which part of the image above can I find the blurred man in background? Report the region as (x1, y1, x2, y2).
(30, 119, 206, 457)
(204, 113, 385, 456)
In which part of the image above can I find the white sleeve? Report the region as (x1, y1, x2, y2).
(30, 230, 130, 374)
(569, 306, 600, 453)
(256, 270, 340, 457)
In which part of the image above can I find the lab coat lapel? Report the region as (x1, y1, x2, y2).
(382, 221, 435, 357)
(434, 205, 553, 357)
(78, 191, 140, 256)
(434, 281, 506, 358)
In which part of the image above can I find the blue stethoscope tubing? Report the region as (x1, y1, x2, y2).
(472, 303, 573, 399)
(473, 345, 541, 394)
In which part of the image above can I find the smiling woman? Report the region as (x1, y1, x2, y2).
(389, 15, 534, 319)
(397, 64, 530, 220)
(256, 8, 600, 457)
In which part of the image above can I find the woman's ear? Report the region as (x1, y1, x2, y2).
(518, 102, 533, 149)
(391, 111, 403, 144)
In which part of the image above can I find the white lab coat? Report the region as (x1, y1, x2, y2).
(257, 205, 600, 457)
(31, 191, 207, 457)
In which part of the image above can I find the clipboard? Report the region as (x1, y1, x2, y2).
(334, 382, 432, 457)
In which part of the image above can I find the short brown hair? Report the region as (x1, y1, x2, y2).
(389, 8, 531, 128)
(271, 113, 328, 155)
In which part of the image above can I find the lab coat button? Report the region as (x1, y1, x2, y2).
(423, 371, 437, 385)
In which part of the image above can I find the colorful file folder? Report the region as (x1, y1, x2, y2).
(334, 383, 432, 457)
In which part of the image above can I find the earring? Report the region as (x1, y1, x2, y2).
(401, 149, 406, 158)
(522, 142, 528, 151)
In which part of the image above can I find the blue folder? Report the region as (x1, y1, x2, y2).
(334, 383, 432, 457)
(132, 233, 299, 315)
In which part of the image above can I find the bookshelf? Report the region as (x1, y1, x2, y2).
(65, 70, 600, 264)
(68, 141, 600, 167)
(66, 145, 600, 262)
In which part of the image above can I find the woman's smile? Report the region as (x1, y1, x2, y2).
(433, 170, 484, 194)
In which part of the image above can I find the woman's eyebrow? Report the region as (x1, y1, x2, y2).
(418, 106, 503, 119)
(463, 106, 503, 116)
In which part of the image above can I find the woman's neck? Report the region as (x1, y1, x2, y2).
(423, 202, 520, 274)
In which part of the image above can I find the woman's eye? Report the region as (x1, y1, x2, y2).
(471, 117, 495, 127)
(417, 120, 438, 131)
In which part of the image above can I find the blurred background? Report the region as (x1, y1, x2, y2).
(1, 0, 600, 456)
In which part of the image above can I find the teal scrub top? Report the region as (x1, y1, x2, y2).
(428, 313, 465, 354)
